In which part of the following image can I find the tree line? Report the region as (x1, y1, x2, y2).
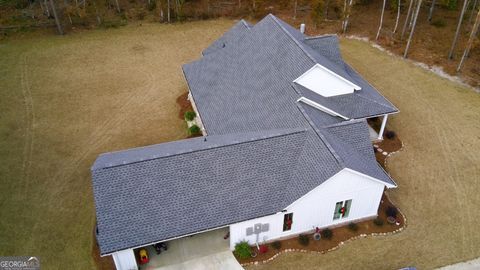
(3, 0, 478, 71)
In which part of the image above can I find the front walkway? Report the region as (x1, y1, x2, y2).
(140, 228, 243, 270)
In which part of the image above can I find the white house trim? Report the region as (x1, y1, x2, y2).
(377, 114, 388, 140)
(293, 63, 361, 97)
(297, 97, 350, 120)
(285, 168, 394, 210)
(112, 249, 137, 270)
(344, 168, 397, 188)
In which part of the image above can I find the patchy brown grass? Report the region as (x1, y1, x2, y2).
(246, 38, 480, 270)
(0, 20, 234, 270)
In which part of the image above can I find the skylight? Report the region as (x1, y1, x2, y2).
(294, 64, 361, 97)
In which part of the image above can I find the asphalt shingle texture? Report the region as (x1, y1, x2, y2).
(92, 14, 399, 255)
(93, 129, 308, 255)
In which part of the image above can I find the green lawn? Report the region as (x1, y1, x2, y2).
(1, 20, 479, 270)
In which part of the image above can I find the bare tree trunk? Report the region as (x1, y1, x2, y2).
(167, 0, 170, 22)
(457, 8, 480, 71)
(401, 0, 414, 39)
(428, 0, 436, 21)
(325, 0, 330, 19)
(376, 0, 387, 39)
(293, 0, 297, 19)
(49, 0, 64, 35)
(175, 0, 180, 20)
(93, 0, 101, 25)
(449, 0, 470, 59)
(253, 0, 256, 10)
(114, 0, 120, 13)
(238, 0, 241, 9)
(469, 0, 478, 23)
(393, 0, 401, 33)
(44, 0, 51, 17)
(404, 0, 422, 57)
(342, 0, 354, 33)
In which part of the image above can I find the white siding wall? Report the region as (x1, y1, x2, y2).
(112, 249, 138, 270)
(229, 169, 385, 250)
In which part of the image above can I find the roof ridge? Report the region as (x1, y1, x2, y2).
(239, 19, 251, 29)
(268, 14, 318, 66)
(353, 91, 398, 112)
(295, 102, 345, 167)
(92, 128, 308, 170)
(343, 62, 399, 111)
(323, 118, 365, 128)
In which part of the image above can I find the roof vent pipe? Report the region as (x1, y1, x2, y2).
(300, 23, 306, 34)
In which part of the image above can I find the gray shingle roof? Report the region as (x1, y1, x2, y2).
(303, 35, 344, 67)
(202, 19, 251, 56)
(93, 128, 308, 255)
(92, 14, 399, 255)
(294, 83, 397, 120)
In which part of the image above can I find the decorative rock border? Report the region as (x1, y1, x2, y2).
(240, 209, 407, 267)
(382, 139, 405, 168)
(240, 138, 408, 267)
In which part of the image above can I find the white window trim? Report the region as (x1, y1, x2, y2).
(297, 97, 350, 120)
(293, 63, 362, 91)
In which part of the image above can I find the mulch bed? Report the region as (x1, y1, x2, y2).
(234, 193, 405, 265)
(176, 92, 193, 120)
(374, 131, 403, 168)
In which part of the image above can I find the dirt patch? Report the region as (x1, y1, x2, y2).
(176, 92, 194, 120)
(236, 194, 405, 266)
(374, 133, 403, 167)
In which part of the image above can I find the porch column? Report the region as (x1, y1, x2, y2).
(378, 114, 388, 140)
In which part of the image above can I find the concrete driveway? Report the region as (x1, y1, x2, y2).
(141, 228, 243, 270)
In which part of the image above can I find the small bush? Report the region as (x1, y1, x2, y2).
(373, 217, 384, 226)
(234, 241, 251, 259)
(184, 111, 196, 121)
(431, 19, 447, 28)
(271, 241, 282, 250)
(298, 234, 309, 246)
(188, 125, 201, 135)
(321, 228, 333, 239)
(385, 130, 396, 140)
(386, 206, 398, 218)
(348, 222, 359, 232)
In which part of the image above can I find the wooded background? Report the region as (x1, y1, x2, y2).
(1, 0, 478, 85)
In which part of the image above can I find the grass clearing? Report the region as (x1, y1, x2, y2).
(1, 19, 479, 270)
(0, 20, 232, 269)
(246, 39, 480, 270)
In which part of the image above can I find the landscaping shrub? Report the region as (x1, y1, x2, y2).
(321, 228, 333, 239)
(234, 241, 251, 259)
(298, 234, 309, 246)
(385, 130, 396, 140)
(373, 217, 384, 226)
(348, 222, 359, 232)
(386, 206, 398, 218)
(184, 111, 196, 121)
(271, 241, 282, 250)
(188, 125, 201, 135)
